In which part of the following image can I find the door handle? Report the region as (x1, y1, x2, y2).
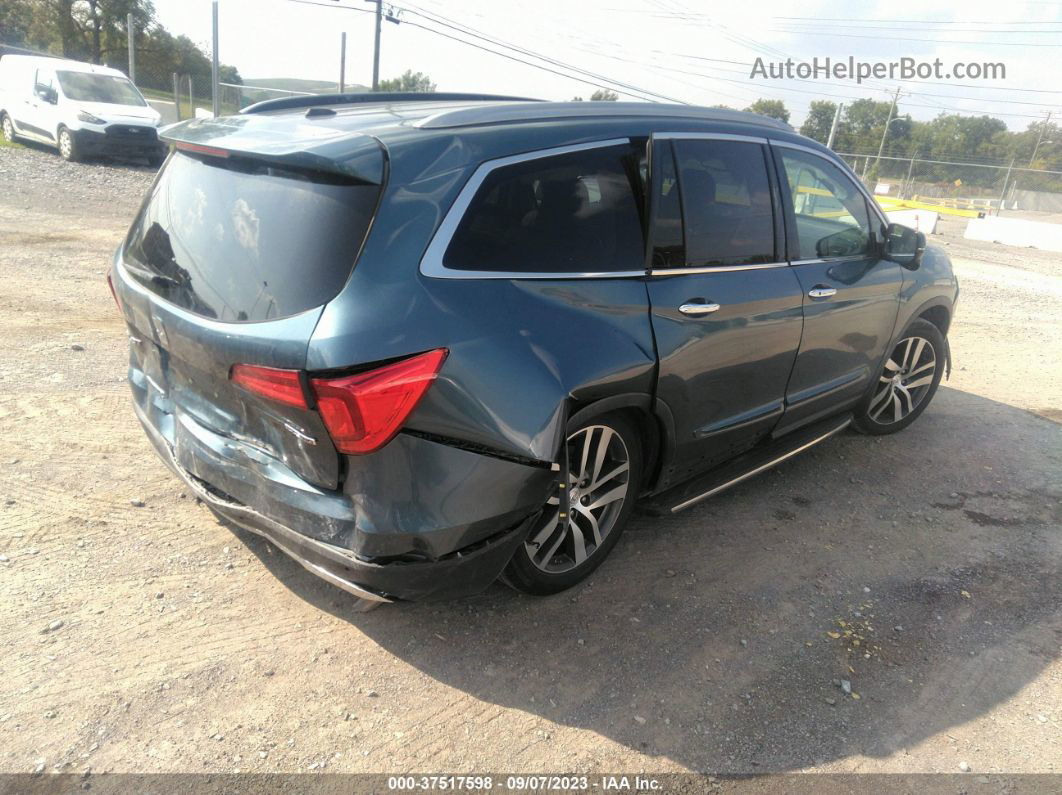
(679, 302, 721, 316)
(808, 286, 837, 299)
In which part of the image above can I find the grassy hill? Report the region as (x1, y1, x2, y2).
(244, 77, 369, 94)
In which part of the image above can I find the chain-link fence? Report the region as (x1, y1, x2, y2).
(838, 152, 1062, 220)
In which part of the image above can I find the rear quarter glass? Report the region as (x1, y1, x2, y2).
(122, 151, 381, 322)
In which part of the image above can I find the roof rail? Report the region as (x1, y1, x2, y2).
(241, 91, 543, 115)
(413, 102, 794, 132)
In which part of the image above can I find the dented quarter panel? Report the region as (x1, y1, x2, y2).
(309, 120, 662, 466)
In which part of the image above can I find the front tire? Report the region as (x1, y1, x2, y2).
(1, 113, 18, 143)
(57, 127, 79, 161)
(504, 412, 643, 596)
(854, 318, 945, 435)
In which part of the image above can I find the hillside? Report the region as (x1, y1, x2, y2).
(244, 77, 369, 94)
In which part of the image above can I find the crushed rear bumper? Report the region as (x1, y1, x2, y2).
(131, 398, 546, 602)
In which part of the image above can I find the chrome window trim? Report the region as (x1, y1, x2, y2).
(419, 138, 647, 281)
(653, 131, 769, 144)
(652, 262, 789, 276)
(769, 138, 890, 228)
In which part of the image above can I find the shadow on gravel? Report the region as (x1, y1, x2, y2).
(235, 386, 1062, 772)
(6, 136, 157, 172)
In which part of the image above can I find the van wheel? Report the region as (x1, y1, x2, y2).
(58, 127, 79, 161)
(853, 319, 945, 435)
(503, 412, 642, 596)
(1, 114, 18, 143)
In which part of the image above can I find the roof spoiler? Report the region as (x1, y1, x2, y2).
(242, 91, 544, 115)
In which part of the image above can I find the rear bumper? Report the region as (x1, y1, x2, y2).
(130, 396, 549, 602)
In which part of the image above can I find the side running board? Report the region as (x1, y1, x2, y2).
(639, 414, 852, 516)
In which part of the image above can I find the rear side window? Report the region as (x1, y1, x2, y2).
(123, 151, 381, 322)
(672, 139, 776, 267)
(443, 143, 646, 274)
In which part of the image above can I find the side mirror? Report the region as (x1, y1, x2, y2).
(884, 222, 925, 269)
(35, 85, 57, 104)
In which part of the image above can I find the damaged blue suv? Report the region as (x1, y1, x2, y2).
(110, 93, 958, 603)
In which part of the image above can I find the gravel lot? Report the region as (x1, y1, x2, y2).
(1, 143, 1060, 781)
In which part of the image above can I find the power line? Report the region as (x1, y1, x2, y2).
(391, 1, 687, 103)
(284, 0, 684, 103)
(766, 29, 1062, 46)
(773, 15, 1062, 24)
(771, 22, 1062, 33)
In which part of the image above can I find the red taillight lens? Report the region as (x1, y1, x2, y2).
(230, 364, 308, 409)
(310, 349, 447, 455)
(174, 141, 230, 158)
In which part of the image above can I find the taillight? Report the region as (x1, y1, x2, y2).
(230, 364, 308, 409)
(310, 349, 447, 455)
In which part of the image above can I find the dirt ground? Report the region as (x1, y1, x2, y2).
(1, 143, 1060, 780)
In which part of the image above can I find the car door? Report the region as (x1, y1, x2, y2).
(24, 67, 57, 143)
(646, 133, 805, 487)
(771, 142, 904, 433)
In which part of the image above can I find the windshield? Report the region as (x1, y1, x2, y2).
(57, 71, 145, 106)
(122, 151, 382, 322)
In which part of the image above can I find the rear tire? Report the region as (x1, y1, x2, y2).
(504, 412, 643, 596)
(57, 127, 79, 162)
(853, 318, 945, 435)
(1, 113, 18, 143)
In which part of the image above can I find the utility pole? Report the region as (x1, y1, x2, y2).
(997, 158, 1015, 216)
(339, 32, 347, 92)
(872, 86, 903, 178)
(1029, 111, 1053, 167)
(825, 102, 843, 150)
(127, 13, 136, 84)
(211, 0, 220, 117)
(372, 0, 382, 90)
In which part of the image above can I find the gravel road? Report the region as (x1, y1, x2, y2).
(0, 144, 1059, 781)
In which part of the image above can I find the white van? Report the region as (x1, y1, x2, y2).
(0, 54, 165, 164)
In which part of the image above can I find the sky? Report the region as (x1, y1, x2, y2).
(152, 0, 1062, 134)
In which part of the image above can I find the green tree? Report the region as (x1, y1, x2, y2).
(744, 98, 790, 124)
(377, 70, 435, 92)
(800, 100, 837, 144)
(572, 89, 618, 101)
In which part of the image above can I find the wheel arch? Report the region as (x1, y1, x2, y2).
(916, 300, 952, 337)
(565, 393, 664, 497)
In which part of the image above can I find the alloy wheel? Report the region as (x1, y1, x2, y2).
(525, 424, 631, 574)
(2, 116, 13, 142)
(59, 130, 72, 159)
(868, 335, 937, 425)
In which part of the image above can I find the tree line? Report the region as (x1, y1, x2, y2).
(1, 0, 241, 97)
(739, 97, 1060, 191)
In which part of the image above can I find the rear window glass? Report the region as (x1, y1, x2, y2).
(443, 143, 646, 274)
(123, 152, 380, 322)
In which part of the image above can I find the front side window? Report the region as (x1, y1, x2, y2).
(672, 139, 776, 268)
(57, 71, 146, 106)
(34, 69, 55, 96)
(443, 143, 646, 274)
(779, 149, 872, 260)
